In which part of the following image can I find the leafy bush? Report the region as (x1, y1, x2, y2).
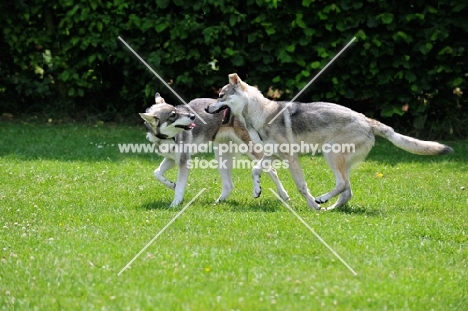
(1, 0, 466, 137)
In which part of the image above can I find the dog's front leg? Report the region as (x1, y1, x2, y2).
(285, 153, 321, 211)
(247, 152, 289, 201)
(265, 166, 289, 201)
(154, 158, 177, 190)
(215, 147, 234, 203)
(252, 155, 268, 198)
(252, 154, 290, 200)
(171, 159, 190, 207)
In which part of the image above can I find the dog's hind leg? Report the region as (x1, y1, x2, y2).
(318, 139, 372, 210)
(215, 148, 234, 203)
(315, 153, 349, 204)
(154, 158, 177, 190)
(316, 166, 353, 211)
(324, 188, 353, 211)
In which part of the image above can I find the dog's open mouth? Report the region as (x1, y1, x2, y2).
(175, 122, 196, 130)
(206, 104, 231, 125)
(222, 107, 231, 125)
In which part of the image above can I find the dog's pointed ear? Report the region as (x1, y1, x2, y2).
(155, 92, 165, 104)
(229, 73, 242, 86)
(139, 112, 158, 124)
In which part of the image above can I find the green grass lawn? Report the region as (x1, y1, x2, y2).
(1, 121, 467, 310)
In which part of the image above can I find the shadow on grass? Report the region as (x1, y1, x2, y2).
(138, 195, 385, 216)
(139, 199, 175, 210)
(221, 199, 283, 213)
(332, 204, 385, 217)
(139, 198, 283, 213)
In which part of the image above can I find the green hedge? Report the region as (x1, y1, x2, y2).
(1, 0, 467, 138)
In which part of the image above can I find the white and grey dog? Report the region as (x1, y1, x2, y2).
(206, 74, 453, 210)
(140, 93, 289, 207)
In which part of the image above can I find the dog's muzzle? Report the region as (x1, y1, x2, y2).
(174, 114, 196, 130)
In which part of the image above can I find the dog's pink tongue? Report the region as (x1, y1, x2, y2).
(190, 122, 196, 128)
(222, 109, 228, 120)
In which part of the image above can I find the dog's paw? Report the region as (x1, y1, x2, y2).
(315, 199, 328, 204)
(169, 199, 181, 207)
(306, 198, 321, 211)
(253, 177, 262, 198)
(278, 191, 290, 201)
(322, 204, 338, 211)
(315, 196, 328, 204)
(215, 196, 227, 204)
(253, 186, 262, 198)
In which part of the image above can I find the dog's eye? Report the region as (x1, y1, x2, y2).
(219, 93, 225, 98)
(171, 110, 176, 117)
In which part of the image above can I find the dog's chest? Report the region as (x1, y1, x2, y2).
(156, 141, 178, 159)
(147, 133, 178, 159)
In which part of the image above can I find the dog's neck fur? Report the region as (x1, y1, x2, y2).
(146, 132, 179, 158)
(153, 132, 172, 141)
(147, 132, 176, 148)
(144, 122, 175, 142)
(242, 85, 279, 131)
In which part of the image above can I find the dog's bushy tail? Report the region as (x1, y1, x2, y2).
(369, 118, 453, 155)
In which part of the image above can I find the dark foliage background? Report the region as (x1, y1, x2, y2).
(0, 0, 467, 138)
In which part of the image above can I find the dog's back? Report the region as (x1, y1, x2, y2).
(176, 98, 222, 144)
(177, 98, 254, 146)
